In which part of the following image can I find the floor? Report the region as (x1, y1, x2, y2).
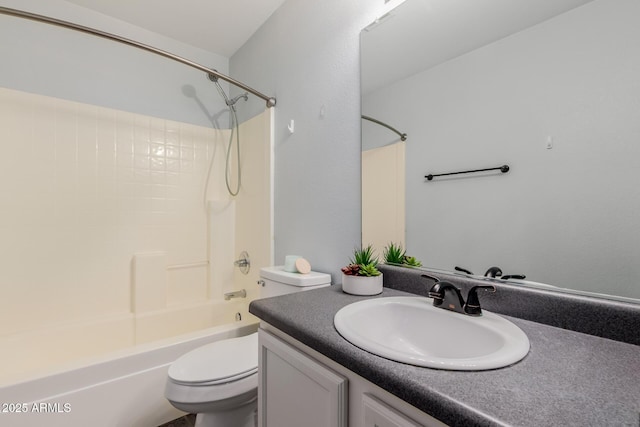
(157, 414, 196, 427)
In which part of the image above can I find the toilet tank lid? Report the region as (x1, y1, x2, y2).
(260, 266, 331, 287)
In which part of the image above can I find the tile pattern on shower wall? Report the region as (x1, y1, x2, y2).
(0, 88, 219, 336)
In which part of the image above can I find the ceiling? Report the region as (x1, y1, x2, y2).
(64, 0, 286, 57)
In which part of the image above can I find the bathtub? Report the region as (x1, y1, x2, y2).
(0, 300, 258, 427)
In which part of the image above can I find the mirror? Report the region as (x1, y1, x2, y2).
(361, 0, 640, 302)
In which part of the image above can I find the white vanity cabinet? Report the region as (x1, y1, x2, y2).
(259, 328, 347, 427)
(258, 327, 446, 427)
(362, 394, 424, 427)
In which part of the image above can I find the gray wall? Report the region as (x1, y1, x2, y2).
(231, 0, 384, 282)
(0, 0, 229, 127)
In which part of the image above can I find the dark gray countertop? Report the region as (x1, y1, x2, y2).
(249, 285, 640, 427)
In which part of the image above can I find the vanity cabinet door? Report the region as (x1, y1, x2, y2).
(363, 394, 423, 427)
(258, 329, 347, 427)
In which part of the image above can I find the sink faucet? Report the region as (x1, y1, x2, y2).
(423, 275, 496, 316)
(484, 266, 503, 278)
(464, 285, 496, 315)
(455, 266, 518, 280)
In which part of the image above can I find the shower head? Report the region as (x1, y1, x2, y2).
(227, 93, 249, 107)
(207, 70, 247, 116)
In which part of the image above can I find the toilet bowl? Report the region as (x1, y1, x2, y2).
(165, 333, 259, 427)
(165, 266, 331, 426)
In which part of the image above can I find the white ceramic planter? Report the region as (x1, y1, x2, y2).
(341, 273, 383, 296)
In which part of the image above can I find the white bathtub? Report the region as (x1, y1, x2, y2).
(0, 306, 258, 427)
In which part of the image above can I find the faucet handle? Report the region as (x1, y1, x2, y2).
(428, 282, 444, 302)
(421, 273, 440, 283)
(502, 274, 526, 280)
(454, 266, 474, 275)
(464, 285, 496, 316)
(422, 274, 445, 303)
(422, 274, 444, 301)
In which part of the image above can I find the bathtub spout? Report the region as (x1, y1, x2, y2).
(224, 289, 247, 300)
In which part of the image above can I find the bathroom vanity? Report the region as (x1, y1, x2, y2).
(249, 266, 640, 427)
(258, 324, 444, 427)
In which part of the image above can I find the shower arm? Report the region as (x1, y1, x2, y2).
(0, 6, 277, 108)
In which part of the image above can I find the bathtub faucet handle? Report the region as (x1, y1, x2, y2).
(234, 251, 250, 275)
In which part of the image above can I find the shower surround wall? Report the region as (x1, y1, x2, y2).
(361, 141, 405, 257)
(0, 87, 272, 384)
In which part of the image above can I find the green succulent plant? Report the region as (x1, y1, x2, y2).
(341, 245, 381, 277)
(402, 255, 422, 267)
(383, 242, 406, 265)
(359, 263, 381, 277)
(350, 244, 378, 266)
(382, 242, 423, 268)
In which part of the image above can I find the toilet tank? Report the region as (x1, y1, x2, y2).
(259, 266, 331, 299)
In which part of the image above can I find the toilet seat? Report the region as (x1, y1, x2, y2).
(168, 332, 258, 386)
(170, 367, 258, 386)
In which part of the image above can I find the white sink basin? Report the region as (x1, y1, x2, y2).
(334, 296, 529, 370)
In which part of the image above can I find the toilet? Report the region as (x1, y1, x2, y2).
(165, 266, 331, 427)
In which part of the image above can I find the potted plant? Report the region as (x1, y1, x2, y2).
(341, 245, 383, 295)
(383, 242, 422, 267)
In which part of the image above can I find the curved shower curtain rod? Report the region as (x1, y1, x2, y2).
(0, 6, 277, 108)
(362, 115, 407, 141)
